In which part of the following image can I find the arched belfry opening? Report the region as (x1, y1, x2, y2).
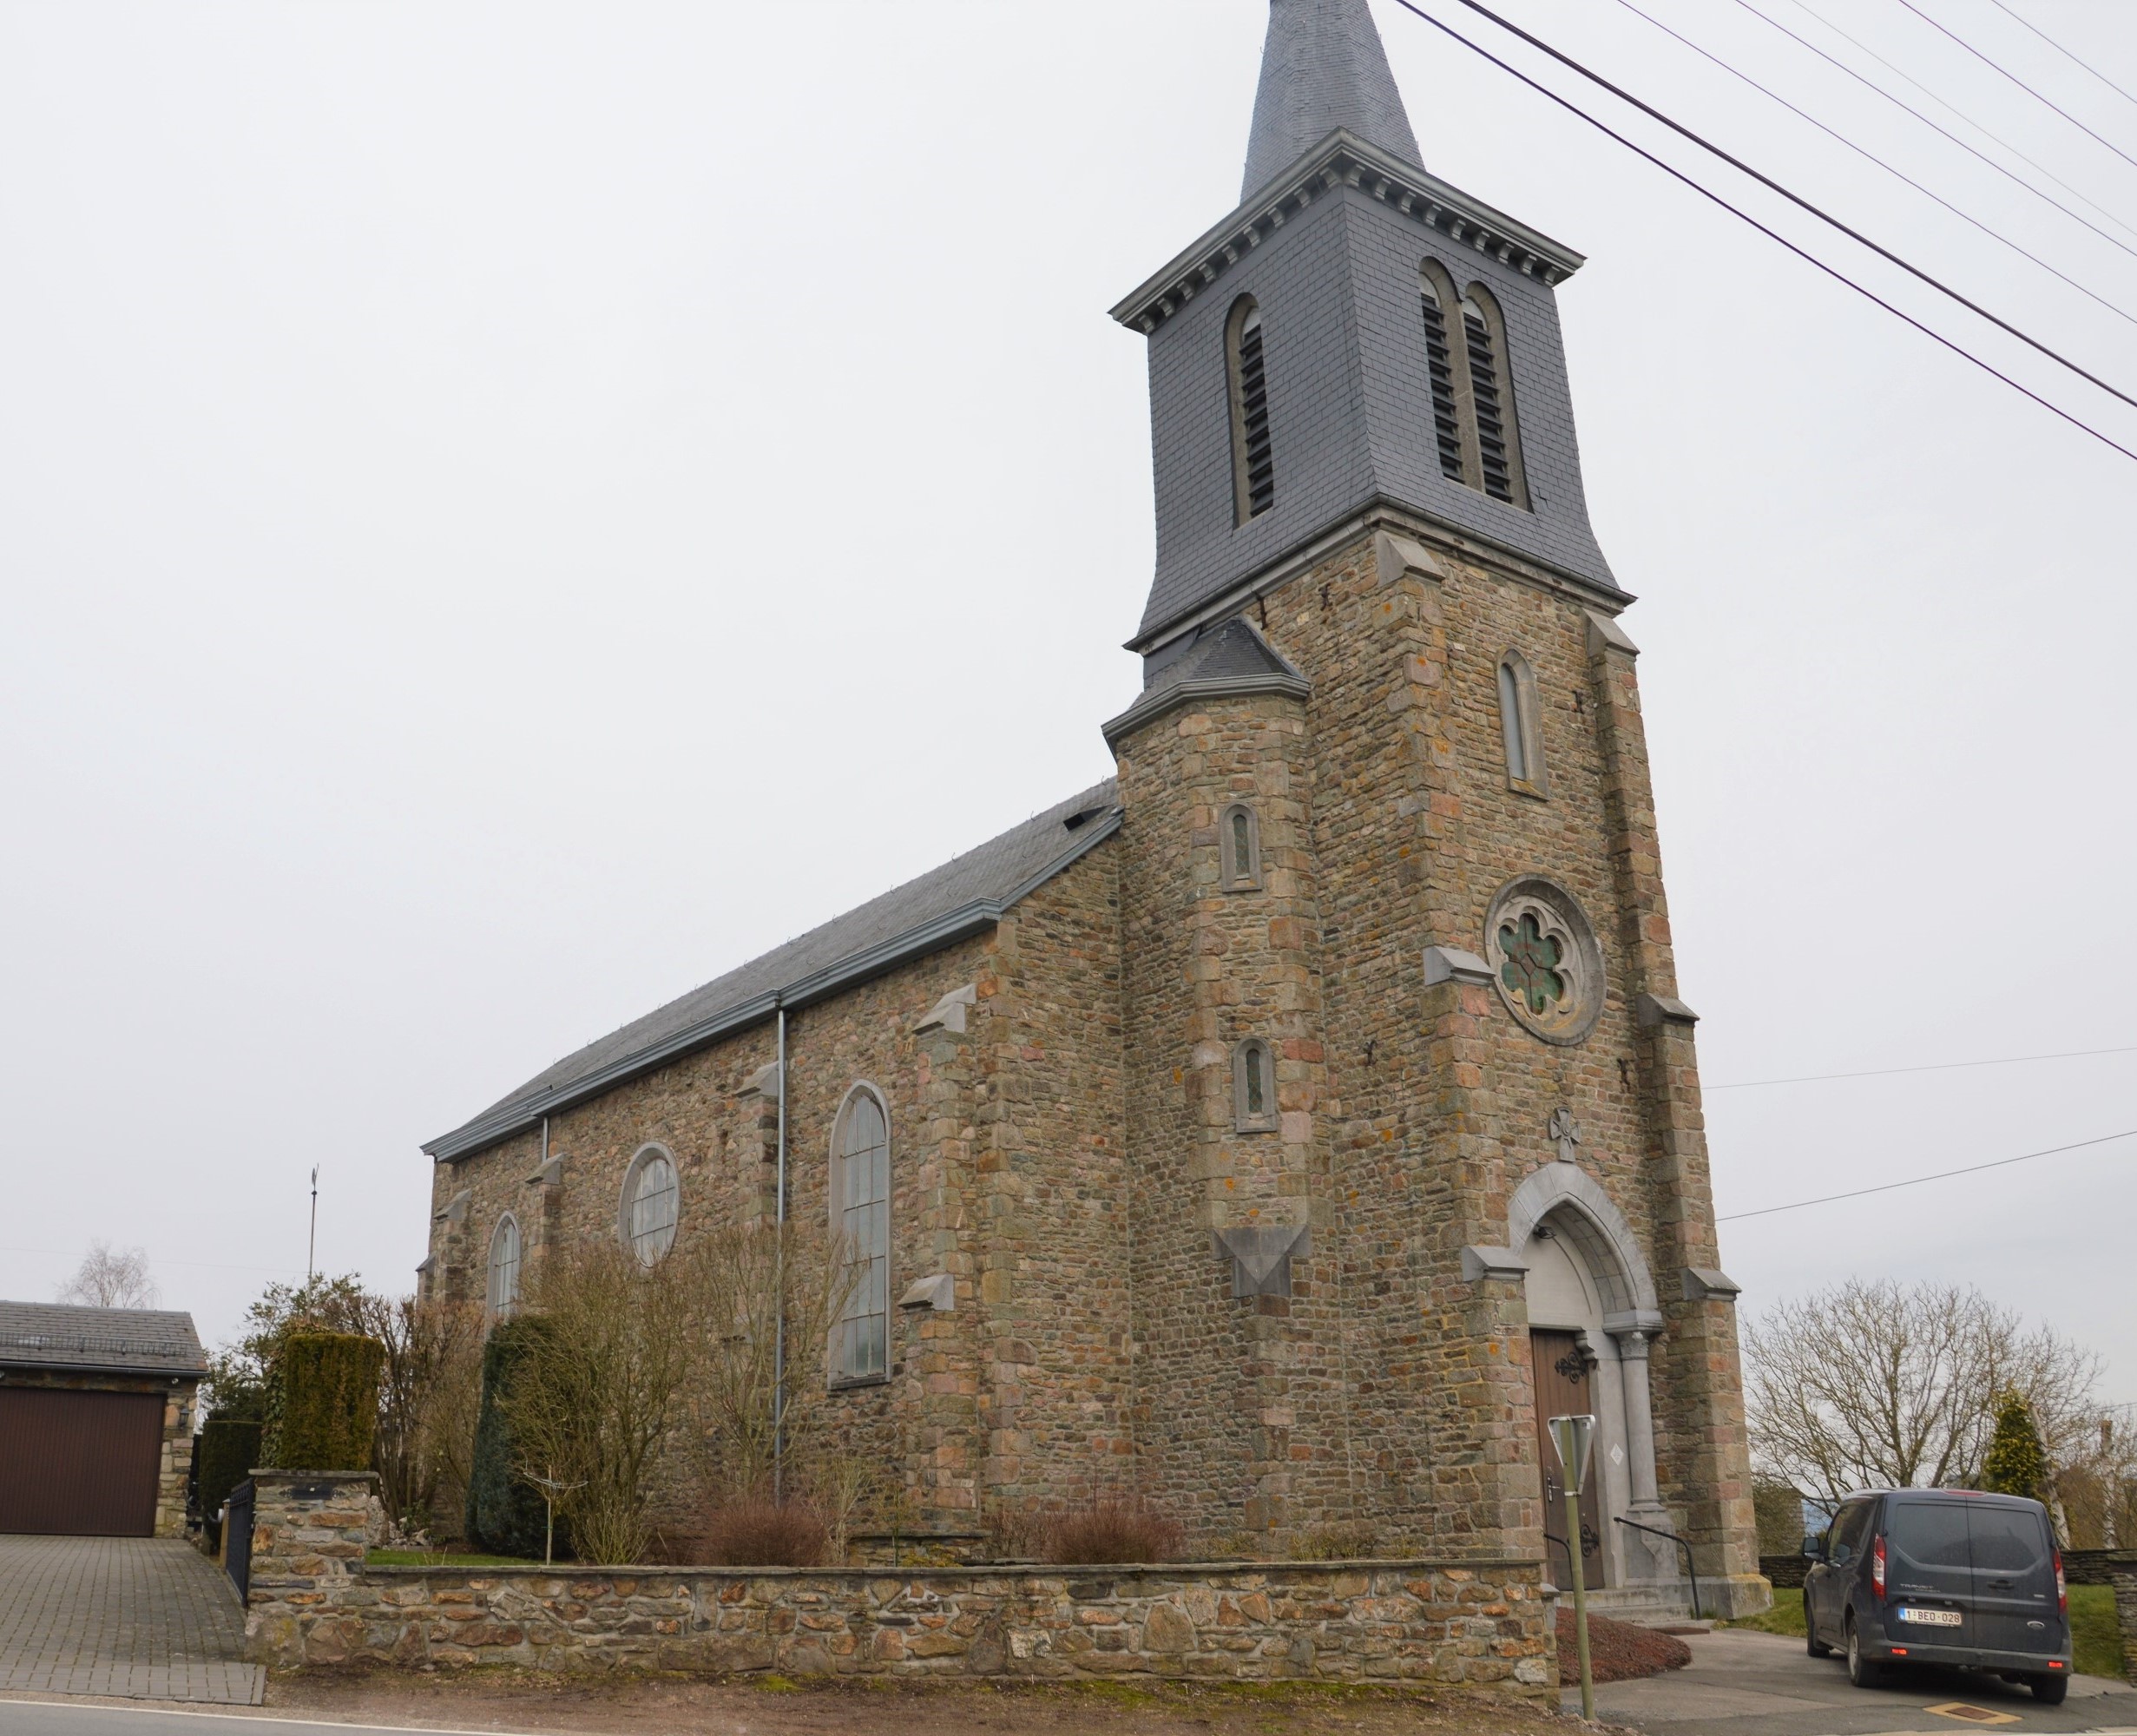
(1508, 1165, 1672, 1594)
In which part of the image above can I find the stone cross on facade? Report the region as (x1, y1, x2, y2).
(1549, 1108, 1581, 1165)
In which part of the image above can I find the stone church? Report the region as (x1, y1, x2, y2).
(421, 0, 1765, 1615)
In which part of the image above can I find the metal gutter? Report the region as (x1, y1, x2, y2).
(422, 807, 1126, 1163)
(1126, 498, 1633, 659)
(1102, 672, 1313, 750)
(0, 1358, 206, 1380)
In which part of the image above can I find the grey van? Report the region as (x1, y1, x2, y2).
(1802, 1489, 2072, 1703)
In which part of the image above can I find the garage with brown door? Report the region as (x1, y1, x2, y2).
(0, 1387, 167, 1535)
(0, 1301, 205, 1538)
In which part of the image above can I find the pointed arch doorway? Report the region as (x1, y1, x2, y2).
(1509, 1164, 1671, 1593)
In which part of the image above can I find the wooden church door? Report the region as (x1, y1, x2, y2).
(1530, 1329, 1608, 1588)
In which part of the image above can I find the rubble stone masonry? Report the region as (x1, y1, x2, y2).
(247, 1472, 1553, 1691)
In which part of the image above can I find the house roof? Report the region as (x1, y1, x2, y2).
(0, 1301, 206, 1378)
(424, 778, 1124, 1162)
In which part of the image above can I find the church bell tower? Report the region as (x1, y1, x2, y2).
(1115, 0, 1617, 659)
(1104, 0, 1766, 1617)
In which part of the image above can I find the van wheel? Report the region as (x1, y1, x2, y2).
(2030, 1673, 2069, 1706)
(1845, 1617, 1883, 1689)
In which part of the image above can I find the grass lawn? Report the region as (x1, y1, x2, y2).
(2072, 1584, 2124, 1681)
(1720, 1585, 1805, 1637)
(368, 1549, 542, 1568)
(1722, 1585, 2125, 1682)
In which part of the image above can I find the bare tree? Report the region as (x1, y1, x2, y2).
(681, 1217, 858, 1506)
(55, 1241, 160, 1309)
(362, 1294, 484, 1535)
(503, 1237, 705, 1565)
(1744, 1279, 2104, 1510)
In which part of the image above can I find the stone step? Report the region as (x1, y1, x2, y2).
(1551, 1581, 1710, 1628)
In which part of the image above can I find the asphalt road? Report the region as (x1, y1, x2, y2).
(1581, 1628, 2137, 1734)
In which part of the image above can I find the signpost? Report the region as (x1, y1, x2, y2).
(1548, 1412, 1598, 1720)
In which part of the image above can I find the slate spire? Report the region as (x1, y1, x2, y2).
(1241, 0, 1423, 200)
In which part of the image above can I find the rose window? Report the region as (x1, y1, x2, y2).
(1498, 911, 1565, 1015)
(1481, 877, 1607, 1046)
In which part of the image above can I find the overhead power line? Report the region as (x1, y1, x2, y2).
(1707, 1041, 2137, 1091)
(1384, 0, 2137, 464)
(0, 1243, 308, 1277)
(1443, 0, 2137, 412)
(1989, 0, 2137, 116)
(1608, 0, 2137, 329)
(1892, 0, 2137, 175)
(1716, 1127, 2137, 1221)
(1776, 0, 2137, 249)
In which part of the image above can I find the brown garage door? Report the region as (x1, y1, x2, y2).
(0, 1387, 166, 1536)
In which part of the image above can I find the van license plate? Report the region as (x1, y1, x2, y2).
(1897, 1608, 1962, 1627)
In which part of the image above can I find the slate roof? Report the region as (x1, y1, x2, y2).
(425, 779, 1124, 1161)
(1242, 0, 1422, 199)
(1144, 615, 1307, 690)
(1103, 615, 1312, 748)
(0, 1301, 207, 1378)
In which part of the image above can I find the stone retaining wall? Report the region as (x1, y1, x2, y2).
(244, 1474, 1554, 1693)
(2116, 1569, 2137, 1685)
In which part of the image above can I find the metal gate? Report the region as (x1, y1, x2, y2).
(224, 1479, 255, 1601)
(0, 1386, 165, 1536)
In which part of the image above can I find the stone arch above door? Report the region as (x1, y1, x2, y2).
(1506, 1164, 1661, 1327)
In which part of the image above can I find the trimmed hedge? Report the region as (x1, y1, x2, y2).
(262, 1331, 385, 1470)
(196, 1417, 264, 1533)
(464, 1317, 561, 1560)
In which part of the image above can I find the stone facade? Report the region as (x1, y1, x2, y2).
(247, 1476, 1551, 1690)
(422, 518, 1764, 1614)
(3, 1367, 198, 1539)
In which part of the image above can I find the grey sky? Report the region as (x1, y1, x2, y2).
(3, 1, 2132, 1402)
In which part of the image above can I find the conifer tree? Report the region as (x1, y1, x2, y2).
(1980, 1390, 2051, 1502)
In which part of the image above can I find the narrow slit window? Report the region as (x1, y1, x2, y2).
(1233, 1039, 1279, 1133)
(1228, 299, 1276, 523)
(1419, 278, 1465, 480)
(1497, 653, 1546, 795)
(1498, 661, 1529, 783)
(1219, 802, 1262, 891)
(1461, 295, 1516, 503)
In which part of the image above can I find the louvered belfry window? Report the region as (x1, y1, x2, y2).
(1419, 281, 1465, 481)
(1229, 299, 1277, 522)
(1461, 296, 1516, 503)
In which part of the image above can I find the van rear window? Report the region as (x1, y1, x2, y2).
(1969, 1506, 2048, 1573)
(1888, 1500, 1969, 1568)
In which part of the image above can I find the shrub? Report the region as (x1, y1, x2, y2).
(1981, 1390, 2050, 1503)
(698, 1496, 829, 1567)
(261, 1332, 385, 1470)
(195, 1417, 264, 1539)
(1041, 1496, 1184, 1565)
(464, 1318, 558, 1560)
(1288, 1518, 1380, 1561)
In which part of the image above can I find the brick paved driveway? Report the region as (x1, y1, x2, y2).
(0, 1535, 262, 1705)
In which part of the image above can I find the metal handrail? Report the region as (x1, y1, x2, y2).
(1615, 1515, 1702, 1620)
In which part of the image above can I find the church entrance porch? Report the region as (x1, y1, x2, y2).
(1508, 1162, 1678, 1598)
(1530, 1328, 1607, 1590)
